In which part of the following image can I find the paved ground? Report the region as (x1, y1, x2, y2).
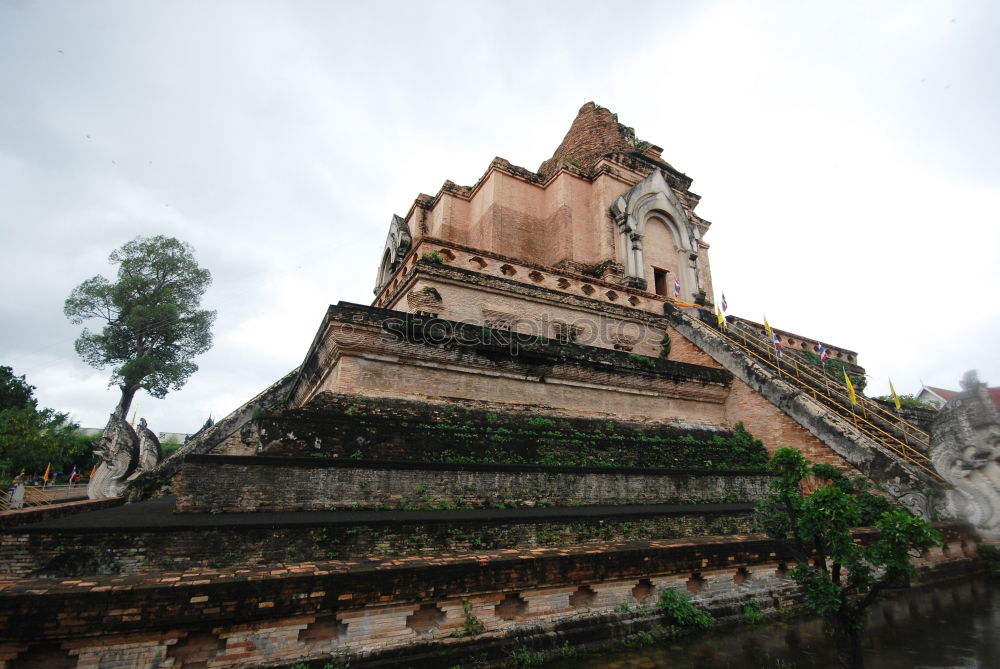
(22, 495, 753, 531)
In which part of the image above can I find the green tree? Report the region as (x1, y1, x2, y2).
(0, 366, 81, 478)
(800, 351, 866, 393)
(0, 365, 35, 412)
(64, 236, 216, 422)
(755, 448, 941, 669)
(871, 393, 936, 410)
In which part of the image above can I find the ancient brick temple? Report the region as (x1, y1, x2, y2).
(0, 103, 975, 669)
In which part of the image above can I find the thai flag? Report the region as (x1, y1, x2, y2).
(721, 293, 728, 312)
(819, 344, 829, 367)
(673, 279, 680, 298)
(773, 334, 783, 357)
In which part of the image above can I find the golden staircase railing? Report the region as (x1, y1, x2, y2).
(701, 316, 940, 481)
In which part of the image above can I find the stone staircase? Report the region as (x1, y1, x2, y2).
(665, 304, 943, 518)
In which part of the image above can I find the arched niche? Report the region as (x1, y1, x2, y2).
(374, 214, 412, 294)
(610, 170, 701, 301)
(643, 214, 683, 297)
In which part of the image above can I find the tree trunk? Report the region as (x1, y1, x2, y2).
(826, 612, 865, 669)
(112, 386, 138, 423)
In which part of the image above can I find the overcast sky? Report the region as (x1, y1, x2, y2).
(2, 0, 998, 433)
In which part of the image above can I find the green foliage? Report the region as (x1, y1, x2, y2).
(420, 250, 443, 264)
(452, 598, 485, 637)
(659, 333, 671, 358)
(656, 588, 713, 628)
(631, 137, 652, 152)
(755, 447, 941, 666)
(525, 416, 555, 428)
(0, 366, 35, 412)
(743, 599, 764, 624)
(160, 441, 183, 459)
(978, 543, 1000, 574)
(0, 366, 86, 478)
(627, 353, 656, 369)
(800, 351, 866, 393)
(506, 645, 547, 668)
(871, 393, 936, 409)
(64, 235, 216, 417)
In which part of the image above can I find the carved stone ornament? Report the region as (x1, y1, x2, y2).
(881, 482, 942, 522)
(929, 370, 1000, 539)
(88, 412, 140, 499)
(608, 170, 701, 298)
(128, 417, 163, 481)
(374, 214, 413, 294)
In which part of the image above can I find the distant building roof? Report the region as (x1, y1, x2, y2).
(918, 384, 1000, 409)
(925, 387, 959, 401)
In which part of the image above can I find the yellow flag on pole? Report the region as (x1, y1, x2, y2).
(42, 462, 51, 483)
(889, 379, 901, 410)
(717, 307, 726, 329)
(844, 371, 858, 405)
(763, 315, 773, 339)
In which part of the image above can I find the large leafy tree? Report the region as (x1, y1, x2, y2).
(64, 236, 216, 422)
(0, 366, 82, 478)
(755, 448, 941, 669)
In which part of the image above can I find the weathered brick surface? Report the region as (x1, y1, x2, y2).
(175, 457, 771, 513)
(376, 253, 721, 369)
(724, 377, 859, 472)
(0, 498, 124, 531)
(538, 102, 637, 175)
(0, 523, 980, 668)
(289, 303, 731, 427)
(242, 394, 767, 469)
(2, 504, 757, 578)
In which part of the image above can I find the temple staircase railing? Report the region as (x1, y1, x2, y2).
(694, 312, 939, 481)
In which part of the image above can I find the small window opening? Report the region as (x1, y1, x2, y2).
(653, 268, 669, 296)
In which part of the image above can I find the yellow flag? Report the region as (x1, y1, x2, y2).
(844, 370, 857, 405)
(42, 462, 51, 483)
(889, 379, 901, 410)
(717, 307, 726, 329)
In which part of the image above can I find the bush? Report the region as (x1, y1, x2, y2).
(420, 250, 443, 264)
(871, 393, 936, 410)
(657, 588, 713, 628)
(800, 351, 866, 392)
(743, 600, 764, 624)
(161, 441, 183, 458)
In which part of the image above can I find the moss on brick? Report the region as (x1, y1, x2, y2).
(252, 395, 768, 471)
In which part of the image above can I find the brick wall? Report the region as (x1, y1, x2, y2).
(0, 498, 124, 531)
(539, 102, 636, 175)
(290, 303, 731, 426)
(0, 523, 980, 669)
(2, 510, 755, 579)
(243, 394, 766, 469)
(724, 377, 860, 473)
(174, 457, 772, 512)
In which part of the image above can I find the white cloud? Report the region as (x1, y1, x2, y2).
(1, 0, 997, 432)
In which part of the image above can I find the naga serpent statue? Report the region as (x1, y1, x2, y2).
(929, 370, 1000, 540)
(87, 412, 139, 499)
(129, 417, 163, 479)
